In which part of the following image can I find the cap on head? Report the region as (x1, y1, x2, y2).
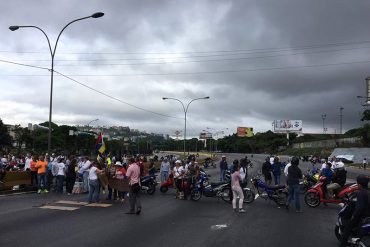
(115, 161, 122, 167)
(175, 160, 182, 164)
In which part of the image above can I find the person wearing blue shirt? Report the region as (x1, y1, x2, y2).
(320, 162, 334, 199)
(272, 157, 283, 185)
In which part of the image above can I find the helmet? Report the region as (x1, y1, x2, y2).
(356, 174, 369, 188)
(291, 156, 299, 166)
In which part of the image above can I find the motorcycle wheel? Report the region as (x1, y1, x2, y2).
(221, 187, 232, 203)
(147, 183, 156, 195)
(304, 192, 321, 208)
(243, 189, 255, 204)
(275, 190, 288, 206)
(334, 225, 341, 241)
(160, 186, 168, 193)
(191, 190, 202, 201)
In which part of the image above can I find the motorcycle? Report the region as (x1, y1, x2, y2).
(159, 173, 174, 193)
(300, 170, 319, 194)
(304, 176, 359, 208)
(244, 174, 288, 206)
(190, 173, 231, 203)
(203, 158, 216, 169)
(140, 174, 157, 195)
(335, 194, 370, 247)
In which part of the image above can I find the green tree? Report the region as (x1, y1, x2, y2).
(0, 118, 11, 150)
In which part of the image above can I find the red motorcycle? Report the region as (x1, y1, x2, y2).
(304, 176, 359, 207)
(160, 174, 174, 193)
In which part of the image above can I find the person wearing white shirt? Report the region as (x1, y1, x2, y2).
(56, 158, 66, 194)
(363, 158, 367, 170)
(284, 162, 291, 177)
(173, 160, 185, 199)
(88, 162, 103, 203)
(24, 154, 31, 171)
(82, 157, 91, 193)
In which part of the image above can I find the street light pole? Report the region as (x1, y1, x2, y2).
(321, 114, 326, 134)
(163, 96, 210, 156)
(339, 106, 344, 134)
(9, 12, 104, 154)
(87, 118, 99, 128)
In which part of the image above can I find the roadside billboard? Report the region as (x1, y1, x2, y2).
(237, 127, 254, 137)
(199, 132, 212, 139)
(274, 120, 302, 133)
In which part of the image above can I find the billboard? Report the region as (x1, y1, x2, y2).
(199, 132, 212, 140)
(237, 127, 254, 137)
(274, 120, 302, 133)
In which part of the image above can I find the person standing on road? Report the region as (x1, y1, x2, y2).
(231, 162, 246, 213)
(126, 158, 142, 215)
(30, 155, 38, 187)
(272, 156, 283, 185)
(35, 155, 48, 194)
(173, 160, 185, 199)
(160, 158, 170, 182)
(219, 155, 228, 182)
(66, 158, 77, 195)
(82, 157, 91, 193)
(88, 162, 103, 204)
(262, 157, 272, 186)
(56, 157, 66, 194)
(24, 154, 31, 171)
(286, 157, 303, 213)
(363, 158, 367, 170)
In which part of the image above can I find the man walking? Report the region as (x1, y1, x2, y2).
(219, 155, 228, 182)
(363, 158, 367, 170)
(126, 158, 142, 215)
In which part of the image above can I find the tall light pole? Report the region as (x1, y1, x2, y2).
(163, 96, 210, 156)
(321, 114, 326, 134)
(339, 106, 344, 134)
(87, 118, 99, 128)
(9, 12, 104, 154)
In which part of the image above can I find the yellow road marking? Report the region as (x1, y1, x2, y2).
(55, 200, 88, 206)
(85, 203, 112, 208)
(39, 205, 80, 211)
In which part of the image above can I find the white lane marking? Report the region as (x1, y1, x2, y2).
(211, 224, 228, 230)
(55, 200, 88, 206)
(39, 205, 80, 211)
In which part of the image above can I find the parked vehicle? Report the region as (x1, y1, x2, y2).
(244, 174, 288, 206)
(203, 158, 216, 169)
(159, 173, 174, 193)
(140, 175, 157, 195)
(304, 176, 359, 208)
(300, 170, 320, 194)
(190, 173, 231, 203)
(335, 194, 370, 247)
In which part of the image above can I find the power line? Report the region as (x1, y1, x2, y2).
(3, 39, 370, 55)
(44, 45, 370, 67)
(0, 59, 49, 70)
(52, 70, 182, 120)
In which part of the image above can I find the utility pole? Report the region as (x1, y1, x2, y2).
(339, 107, 344, 134)
(321, 114, 326, 134)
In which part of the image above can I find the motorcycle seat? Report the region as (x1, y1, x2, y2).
(266, 185, 286, 190)
(211, 182, 227, 187)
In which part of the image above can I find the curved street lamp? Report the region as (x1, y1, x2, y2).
(87, 118, 99, 128)
(9, 12, 104, 153)
(162, 96, 210, 156)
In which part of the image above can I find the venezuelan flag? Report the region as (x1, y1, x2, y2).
(95, 133, 106, 154)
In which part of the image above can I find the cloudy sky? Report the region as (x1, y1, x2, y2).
(0, 0, 369, 138)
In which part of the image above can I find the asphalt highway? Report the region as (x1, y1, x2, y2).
(1, 153, 368, 247)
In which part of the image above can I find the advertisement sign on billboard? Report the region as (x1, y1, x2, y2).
(199, 132, 212, 140)
(274, 120, 303, 132)
(237, 127, 254, 137)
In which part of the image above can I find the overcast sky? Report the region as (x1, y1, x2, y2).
(0, 0, 369, 138)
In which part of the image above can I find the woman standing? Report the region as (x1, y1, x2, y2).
(173, 160, 185, 199)
(66, 158, 77, 195)
(56, 157, 66, 194)
(88, 162, 103, 203)
(231, 161, 246, 213)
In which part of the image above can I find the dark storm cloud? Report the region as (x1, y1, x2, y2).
(1, 0, 369, 135)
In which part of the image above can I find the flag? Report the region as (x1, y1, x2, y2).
(95, 133, 106, 154)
